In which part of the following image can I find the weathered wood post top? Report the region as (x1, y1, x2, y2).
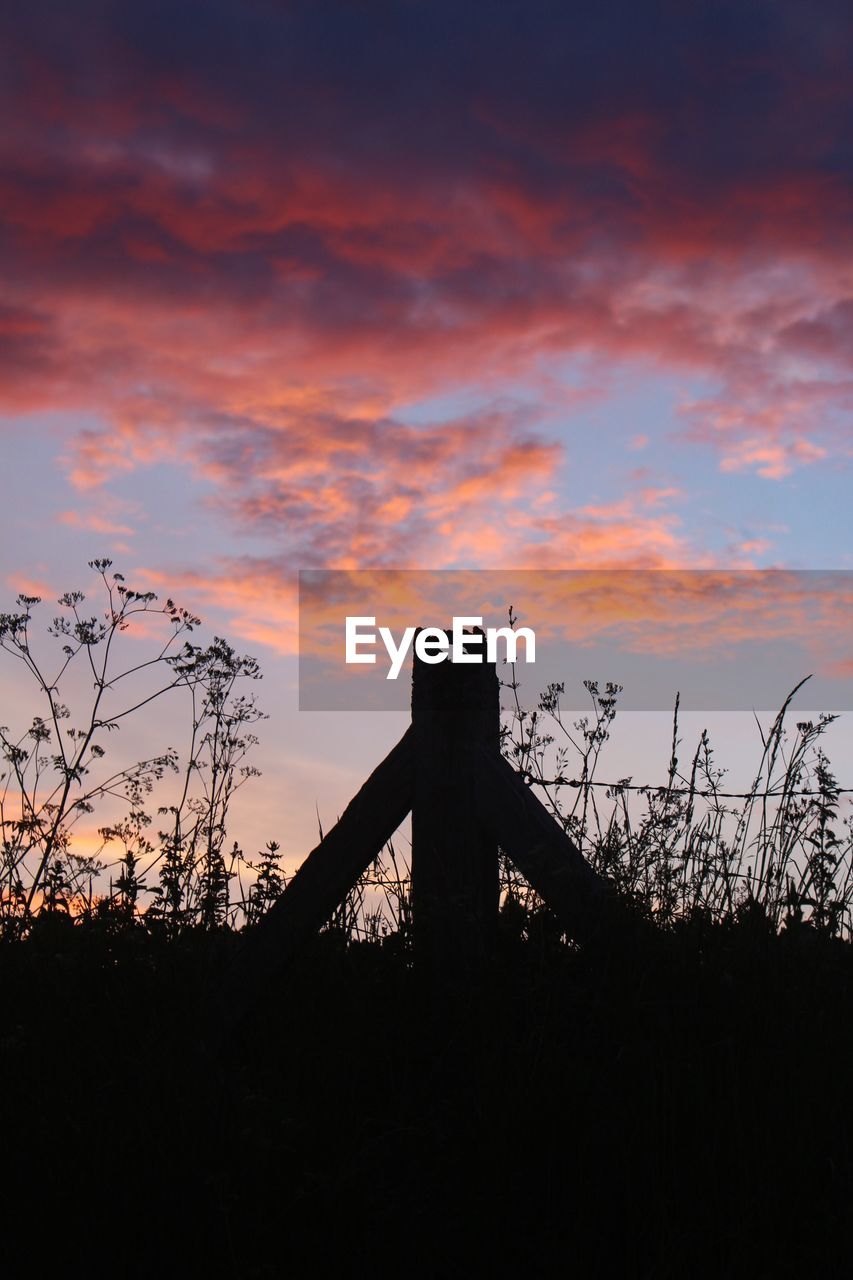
(411, 627, 501, 978)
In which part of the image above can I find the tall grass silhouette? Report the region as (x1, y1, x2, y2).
(1, 562, 850, 943)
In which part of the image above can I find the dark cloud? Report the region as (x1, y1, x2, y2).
(3, 1, 852, 211)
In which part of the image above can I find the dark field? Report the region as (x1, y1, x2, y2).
(1, 911, 850, 1279)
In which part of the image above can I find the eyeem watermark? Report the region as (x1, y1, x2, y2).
(299, 569, 853, 711)
(345, 615, 536, 680)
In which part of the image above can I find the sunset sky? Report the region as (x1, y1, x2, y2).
(1, 0, 851, 865)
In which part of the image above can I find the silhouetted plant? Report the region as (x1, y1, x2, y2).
(243, 841, 287, 927)
(100, 812, 152, 926)
(147, 637, 266, 934)
(0, 560, 195, 933)
(360, 838, 413, 946)
(503, 662, 853, 939)
(0, 561, 271, 937)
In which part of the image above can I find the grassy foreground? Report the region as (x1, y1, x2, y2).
(1, 910, 850, 1279)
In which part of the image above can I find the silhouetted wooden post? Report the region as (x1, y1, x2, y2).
(411, 629, 500, 985)
(213, 623, 643, 1042)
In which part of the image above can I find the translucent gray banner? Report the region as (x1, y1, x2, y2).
(298, 569, 853, 712)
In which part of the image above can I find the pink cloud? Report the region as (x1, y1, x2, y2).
(58, 509, 135, 536)
(0, 0, 850, 619)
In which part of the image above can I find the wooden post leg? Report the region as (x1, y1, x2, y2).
(411, 630, 500, 987)
(213, 725, 416, 1037)
(473, 745, 647, 947)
